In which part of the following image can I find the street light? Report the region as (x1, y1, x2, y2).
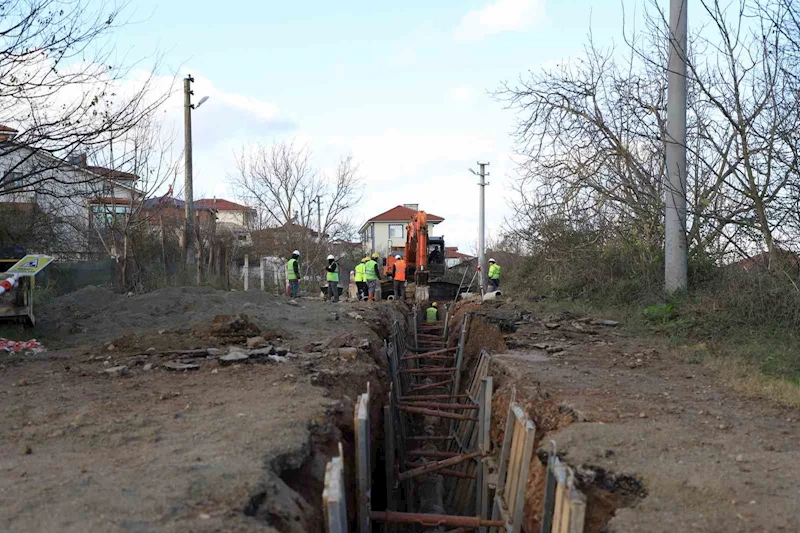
(183, 75, 210, 275)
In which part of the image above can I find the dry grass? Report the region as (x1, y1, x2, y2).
(704, 356, 800, 409)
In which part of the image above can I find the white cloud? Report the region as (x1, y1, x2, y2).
(454, 0, 546, 41)
(449, 87, 473, 104)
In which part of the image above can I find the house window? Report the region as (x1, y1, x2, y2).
(91, 204, 130, 228)
(101, 181, 113, 196)
(389, 224, 403, 239)
(2, 171, 24, 192)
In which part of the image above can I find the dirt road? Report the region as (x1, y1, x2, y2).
(0, 287, 394, 533)
(467, 302, 800, 532)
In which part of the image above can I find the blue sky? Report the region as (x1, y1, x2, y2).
(107, 0, 635, 250)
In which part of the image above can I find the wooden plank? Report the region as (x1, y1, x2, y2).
(323, 454, 347, 533)
(567, 485, 587, 533)
(407, 450, 462, 459)
(355, 393, 371, 533)
(539, 454, 558, 533)
(551, 463, 568, 533)
(495, 398, 516, 497)
(401, 394, 467, 401)
(479, 377, 493, 532)
(400, 367, 457, 375)
(384, 405, 396, 518)
(511, 419, 536, 533)
(451, 313, 472, 397)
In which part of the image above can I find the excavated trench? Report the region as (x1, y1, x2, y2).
(242, 302, 648, 533)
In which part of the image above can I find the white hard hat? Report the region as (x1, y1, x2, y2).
(293, 250, 300, 256)
(327, 254, 335, 260)
(489, 258, 496, 263)
(395, 255, 401, 259)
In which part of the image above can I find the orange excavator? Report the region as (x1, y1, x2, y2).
(384, 211, 453, 299)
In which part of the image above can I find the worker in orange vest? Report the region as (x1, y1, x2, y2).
(391, 254, 407, 301)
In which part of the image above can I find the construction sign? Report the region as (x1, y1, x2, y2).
(6, 255, 53, 276)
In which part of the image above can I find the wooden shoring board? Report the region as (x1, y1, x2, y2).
(489, 401, 536, 533)
(450, 313, 472, 399)
(354, 388, 371, 533)
(477, 377, 493, 532)
(551, 464, 586, 533)
(322, 446, 347, 533)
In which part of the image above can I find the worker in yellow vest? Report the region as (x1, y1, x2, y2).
(488, 258, 501, 293)
(426, 301, 439, 323)
(325, 254, 339, 302)
(354, 257, 368, 301)
(286, 250, 300, 298)
(364, 253, 381, 301)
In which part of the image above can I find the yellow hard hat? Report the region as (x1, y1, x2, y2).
(432, 302, 438, 308)
(372, 252, 380, 259)
(362, 257, 369, 262)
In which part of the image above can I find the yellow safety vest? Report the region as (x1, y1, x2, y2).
(426, 307, 438, 323)
(488, 263, 501, 280)
(327, 262, 339, 282)
(354, 262, 366, 282)
(364, 260, 378, 280)
(287, 258, 299, 280)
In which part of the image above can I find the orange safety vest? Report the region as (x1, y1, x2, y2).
(394, 259, 407, 282)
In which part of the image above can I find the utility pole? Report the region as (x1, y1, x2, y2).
(470, 162, 489, 294)
(183, 75, 195, 271)
(315, 194, 322, 243)
(665, 0, 688, 292)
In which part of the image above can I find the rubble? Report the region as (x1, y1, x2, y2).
(246, 336, 266, 349)
(162, 361, 200, 371)
(220, 352, 249, 365)
(103, 365, 129, 377)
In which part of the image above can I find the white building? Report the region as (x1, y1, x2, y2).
(195, 198, 257, 244)
(359, 204, 444, 256)
(0, 125, 143, 259)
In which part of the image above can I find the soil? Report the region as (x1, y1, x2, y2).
(459, 300, 800, 533)
(0, 287, 400, 533)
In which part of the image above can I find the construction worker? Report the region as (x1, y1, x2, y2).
(426, 301, 439, 323)
(364, 253, 381, 301)
(325, 254, 339, 302)
(286, 250, 301, 298)
(391, 254, 407, 301)
(354, 257, 368, 301)
(488, 257, 501, 292)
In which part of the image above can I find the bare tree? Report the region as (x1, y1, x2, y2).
(0, 0, 173, 198)
(499, 0, 800, 271)
(230, 140, 363, 240)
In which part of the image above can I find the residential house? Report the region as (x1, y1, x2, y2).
(0, 125, 144, 259)
(445, 246, 474, 268)
(195, 198, 257, 229)
(359, 204, 444, 256)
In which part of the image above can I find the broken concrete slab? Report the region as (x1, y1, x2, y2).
(274, 347, 289, 356)
(268, 354, 288, 363)
(102, 365, 128, 377)
(162, 361, 200, 371)
(338, 347, 358, 360)
(248, 346, 276, 357)
(220, 352, 250, 365)
(246, 336, 267, 349)
(592, 319, 619, 327)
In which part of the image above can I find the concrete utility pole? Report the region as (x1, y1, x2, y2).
(183, 75, 195, 268)
(470, 162, 489, 294)
(665, 0, 688, 292)
(316, 194, 322, 243)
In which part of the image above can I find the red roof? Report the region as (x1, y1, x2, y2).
(446, 247, 473, 260)
(0, 125, 18, 133)
(195, 198, 253, 211)
(365, 205, 444, 224)
(85, 166, 138, 181)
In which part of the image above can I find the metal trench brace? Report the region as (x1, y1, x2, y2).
(321, 307, 586, 533)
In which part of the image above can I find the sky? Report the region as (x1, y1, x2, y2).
(101, 0, 639, 251)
